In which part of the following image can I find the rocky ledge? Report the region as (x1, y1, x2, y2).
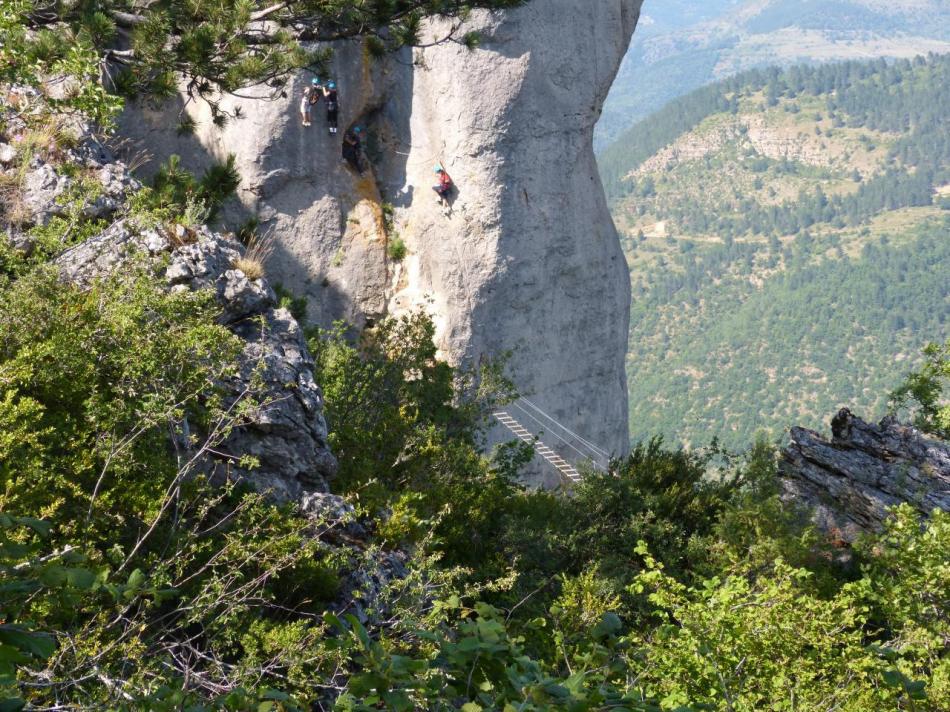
(781, 408, 950, 542)
(55, 222, 410, 623)
(56, 219, 339, 502)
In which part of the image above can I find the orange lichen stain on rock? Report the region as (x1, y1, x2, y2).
(344, 174, 385, 245)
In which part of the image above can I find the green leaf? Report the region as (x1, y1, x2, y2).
(0, 643, 31, 665)
(10, 516, 51, 537)
(323, 612, 344, 632)
(881, 669, 904, 688)
(592, 612, 623, 639)
(0, 696, 26, 712)
(126, 568, 146, 589)
(0, 627, 55, 660)
(65, 567, 97, 590)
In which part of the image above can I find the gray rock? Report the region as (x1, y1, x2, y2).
(118, 0, 644, 486)
(219, 269, 276, 323)
(55, 220, 167, 283)
(300, 491, 365, 537)
(336, 547, 409, 626)
(781, 408, 950, 542)
(23, 162, 69, 225)
(0, 143, 15, 165)
(225, 305, 338, 494)
(56, 219, 338, 498)
(14, 150, 139, 229)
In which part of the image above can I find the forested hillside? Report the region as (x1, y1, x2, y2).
(596, 0, 950, 149)
(606, 55, 950, 448)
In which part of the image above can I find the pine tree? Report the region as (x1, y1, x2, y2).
(12, 0, 527, 121)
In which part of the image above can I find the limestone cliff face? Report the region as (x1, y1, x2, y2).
(119, 0, 642, 483)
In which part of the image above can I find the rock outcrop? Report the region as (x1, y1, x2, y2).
(119, 0, 643, 485)
(4, 92, 402, 640)
(1, 98, 139, 254)
(781, 408, 950, 542)
(56, 220, 339, 501)
(56, 219, 406, 625)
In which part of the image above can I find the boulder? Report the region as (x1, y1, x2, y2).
(11, 142, 139, 231)
(22, 162, 68, 226)
(781, 408, 950, 542)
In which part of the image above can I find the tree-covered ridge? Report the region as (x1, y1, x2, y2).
(608, 55, 949, 449)
(602, 54, 949, 204)
(594, 0, 950, 150)
(630, 218, 949, 447)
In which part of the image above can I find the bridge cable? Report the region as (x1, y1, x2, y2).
(517, 397, 611, 463)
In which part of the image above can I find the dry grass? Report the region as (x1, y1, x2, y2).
(162, 222, 199, 248)
(233, 232, 274, 281)
(107, 135, 153, 174)
(233, 256, 266, 280)
(0, 155, 33, 228)
(2, 197, 33, 228)
(13, 119, 75, 165)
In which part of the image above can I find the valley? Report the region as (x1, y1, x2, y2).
(603, 56, 950, 448)
(596, 0, 950, 149)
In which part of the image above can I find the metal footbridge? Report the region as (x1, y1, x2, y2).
(492, 398, 610, 485)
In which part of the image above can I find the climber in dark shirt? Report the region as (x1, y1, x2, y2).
(342, 126, 364, 174)
(309, 78, 322, 106)
(322, 81, 339, 134)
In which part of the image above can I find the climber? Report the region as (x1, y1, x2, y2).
(342, 126, 364, 174)
(299, 85, 313, 127)
(308, 78, 322, 110)
(432, 165, 453, 205)
(322, 81, 339, 134)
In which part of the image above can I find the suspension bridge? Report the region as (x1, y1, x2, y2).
(492, 397, 611, 485)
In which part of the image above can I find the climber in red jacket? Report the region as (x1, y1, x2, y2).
(433, 166, 453, 205)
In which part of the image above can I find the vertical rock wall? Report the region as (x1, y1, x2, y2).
(120, 42, 392, 331)
(119, 0, 642, 485)
(378, 0, 641, 482)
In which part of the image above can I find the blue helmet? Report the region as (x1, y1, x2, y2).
(311, 77, 320, 85)
(434, 166, 443, 173)
(353, 126, 362, 134)
(328, 81, 336, 89)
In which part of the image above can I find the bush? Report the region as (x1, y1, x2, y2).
(274, 283, 309, 321)
(150, 154, 240, 223)
(890, 339, 950, 439)
(387, 236, 407, 261)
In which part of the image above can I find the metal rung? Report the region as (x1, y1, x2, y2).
(493, 410, 585, 486)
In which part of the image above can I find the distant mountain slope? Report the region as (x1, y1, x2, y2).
(596, 0, 950, 149)
(610, 55, 950, 449)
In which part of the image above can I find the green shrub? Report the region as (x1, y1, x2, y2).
(274, 283, 309, 322)
(387, 236, 407, 261)
(150, 154, 240, 223)
(890, 339, 950, 439)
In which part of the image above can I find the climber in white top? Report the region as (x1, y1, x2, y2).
(300, 78, 323, 127)
(300, 86, 312, 127)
